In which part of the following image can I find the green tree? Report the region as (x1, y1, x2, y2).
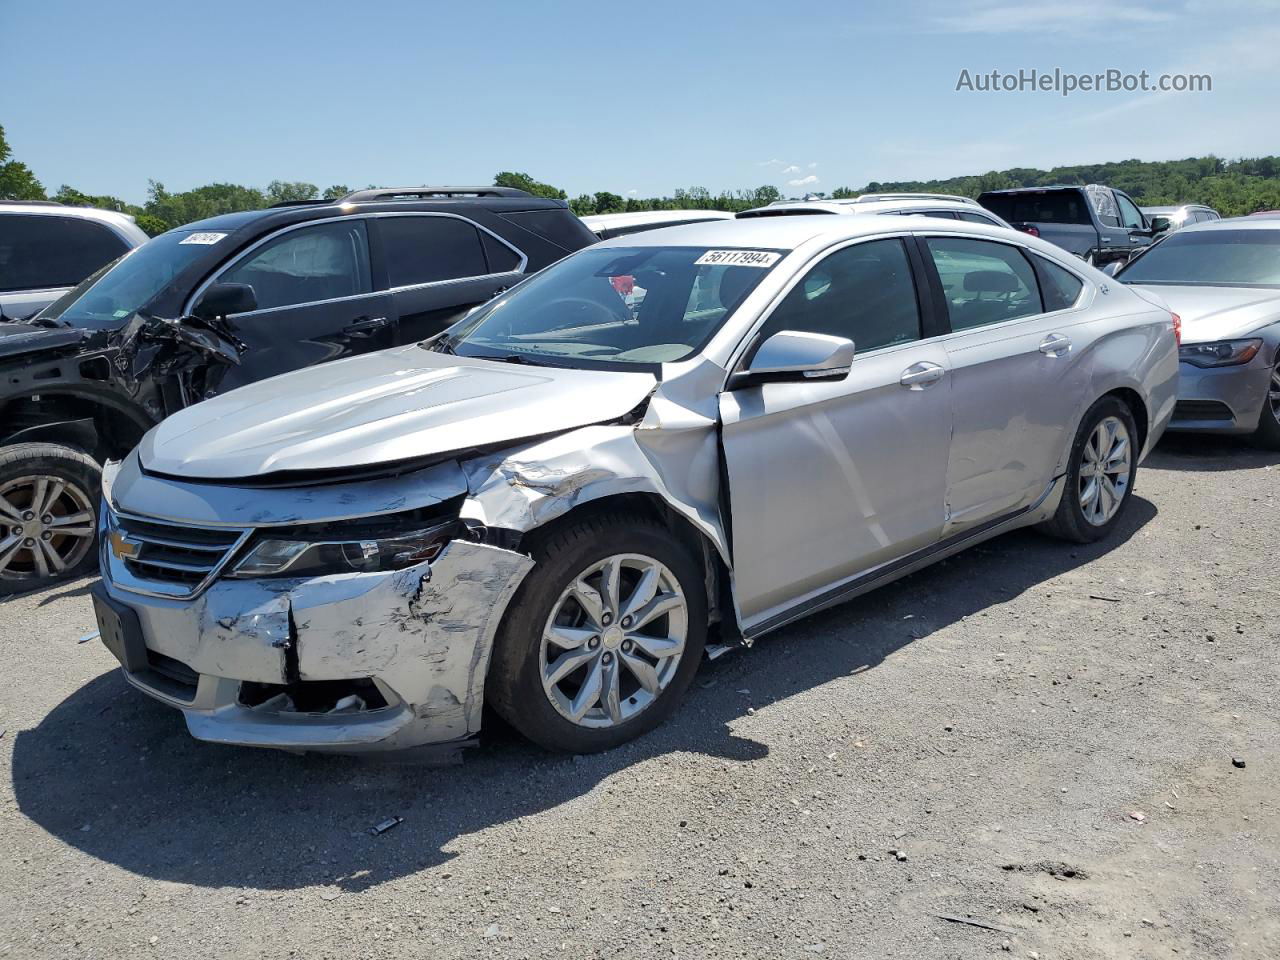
(0, 125, 45, 200)
(322, 184, 351, 199)
(494, 171, 567, 200)
(265, 180, 319, 204)
(592, 191, 625, 214)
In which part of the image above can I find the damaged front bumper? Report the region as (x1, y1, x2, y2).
(97, 539, 531, 754)
(95, 456, 533, 755)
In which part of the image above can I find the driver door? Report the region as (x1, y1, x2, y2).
(718, 237, 953, 634)
(203, 218, 396, 394)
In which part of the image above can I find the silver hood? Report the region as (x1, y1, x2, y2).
(139, 345, 658, 479)
(1127, 284, 1280, 342)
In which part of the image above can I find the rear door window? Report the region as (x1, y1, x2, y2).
(219, 220, 371, 311)
(0, 214, 129, 292)
(1035, 256, 1085, 311)
(378, 216, 489, 287)
(925, 236, 1043, 330)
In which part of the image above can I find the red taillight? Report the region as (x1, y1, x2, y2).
(1021, 225, 1040, 237)
(1171, 312, 1182, 345)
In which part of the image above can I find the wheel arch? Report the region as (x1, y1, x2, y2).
(0, 390, 154, 462)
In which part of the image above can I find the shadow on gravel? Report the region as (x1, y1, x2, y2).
(10, 497, 1156, 893)
(1149, 433, 1280, 472)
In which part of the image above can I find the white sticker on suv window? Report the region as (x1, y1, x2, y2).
(179, 232, 228, 245)
(694, 249, 780, 268)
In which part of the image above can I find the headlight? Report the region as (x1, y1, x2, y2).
(230, 521, 460, 578)
(1179, 338, 1263, 368)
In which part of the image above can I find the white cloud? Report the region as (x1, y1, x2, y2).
(808, 162, 818, 169)
(627, 189, 638, 196)
(787, 175, 820, 187)
(758, 158, 789, 167)
(933, 1, 1174, 34)
(782, 164, 801, 173)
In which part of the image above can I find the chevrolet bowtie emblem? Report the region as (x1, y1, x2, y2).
(108, 529, 141, 561)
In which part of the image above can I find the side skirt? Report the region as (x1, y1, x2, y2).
(741, 476, 1064, 643)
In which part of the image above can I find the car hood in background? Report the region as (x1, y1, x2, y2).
(139, 345, 658, 480)
(0, 322, 86, 360)
(1127, 284, 1280, 341)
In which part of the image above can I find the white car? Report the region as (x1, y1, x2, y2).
(0, 202, 149, 320)
(737, 196, 1011, 228)
(581, 210, 734, 239)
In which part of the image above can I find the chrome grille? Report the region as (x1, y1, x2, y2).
(106, 510, 250, 599)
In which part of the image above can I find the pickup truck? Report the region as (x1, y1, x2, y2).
(977, 184, 1154, 267)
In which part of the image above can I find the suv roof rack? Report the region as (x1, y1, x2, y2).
(267, 197, 342, 208)
(0, 199, 64, 207)
(339, 186, 533, 203)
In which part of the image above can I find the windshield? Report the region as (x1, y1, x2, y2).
(1118, 229, 1280, 287)
(436, 245, 783, 369)
(37, 230, 220, 330)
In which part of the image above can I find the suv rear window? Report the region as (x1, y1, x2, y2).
(379, 216, 488, 286)
(499, 209, 599, 251)
(979, 192, 1090, 226)
(0, 214, 130, 292)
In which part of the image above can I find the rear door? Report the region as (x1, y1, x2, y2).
(197, 217, 395, 392)
(718, 236, 953, 632)
(371, 214, 525, 343)
(918, 233, 1090, 532)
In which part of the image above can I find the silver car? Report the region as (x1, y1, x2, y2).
(93, 216, 1177, 756)
(1116, 217, 1280, 447)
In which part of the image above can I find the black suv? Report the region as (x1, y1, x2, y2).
(0, 187, 596, 594)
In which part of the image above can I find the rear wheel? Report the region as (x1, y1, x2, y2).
(487, 512, 707, 753)
(0, 443, 101, 596)
(1251, 355, 1280, 450)
(1039, 397, 1138, 544)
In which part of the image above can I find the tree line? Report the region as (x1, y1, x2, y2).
(4, 125, 1280, 234)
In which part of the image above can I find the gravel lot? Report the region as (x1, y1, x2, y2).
(1, 434, 1276, 960)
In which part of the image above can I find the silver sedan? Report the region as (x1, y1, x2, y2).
(1116, 217, 1280, 447)
(94, 215, 1178, 755)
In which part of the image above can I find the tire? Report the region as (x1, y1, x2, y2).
(0, 443, 101, 596)
(487, 511, 707, 753)
(1039, 396, 1139, 544)
(1251, 355, 1280, 451)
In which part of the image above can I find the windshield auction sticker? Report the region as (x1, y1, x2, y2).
(694, 250, 781, 268)
(179, 232, 228, 245)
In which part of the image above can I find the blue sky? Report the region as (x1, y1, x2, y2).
(2, 0, 1277, 204)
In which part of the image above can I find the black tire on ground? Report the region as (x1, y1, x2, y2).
(1251, 357, 1280, 451)
(0, 443, 101, 596)
(486, 511, 707, 754)
(1039, 396, 1139, 544)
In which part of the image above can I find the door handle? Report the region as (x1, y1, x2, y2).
(899, 362, 945, 389)
(343, 316, 389, 336)
(1039, 333, 1072, 356)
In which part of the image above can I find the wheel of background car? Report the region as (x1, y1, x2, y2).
(486, 511, 707, 753)
(1252, 355, 1280, 450)
(1038, 397, 1138, 544)
(0, 443, 101, 595)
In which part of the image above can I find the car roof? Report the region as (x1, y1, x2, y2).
(580, 210, 734, 230)
(736, 198, 995, 219)
(0, 201, 141, 231)
(1180, 216, 1280, 231)
(178, 195, 574, 233)
(593, 211, 1020, 251)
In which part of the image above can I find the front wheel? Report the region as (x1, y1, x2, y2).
(487, 512, 707, 753)
(1039, 397, 1138, 543)
(0, 443, 101, 596)
(1251, 355, 1280, 450)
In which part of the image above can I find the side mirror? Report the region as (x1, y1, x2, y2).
(732, 330, 854, 388)
(193, 282, 257, 319)
(1100, 261, 1124, 278)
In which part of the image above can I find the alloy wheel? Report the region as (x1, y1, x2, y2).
(1269, 359, 1280, 424)
(0, 475, 96, 584)
(539, 553, 688, 729)
(1078, 416, 1131, 526)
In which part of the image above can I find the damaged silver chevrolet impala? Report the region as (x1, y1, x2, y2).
(93, 216, 1178, 755)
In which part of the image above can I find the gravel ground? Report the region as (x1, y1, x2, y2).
(1, 434, 1276, 960)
